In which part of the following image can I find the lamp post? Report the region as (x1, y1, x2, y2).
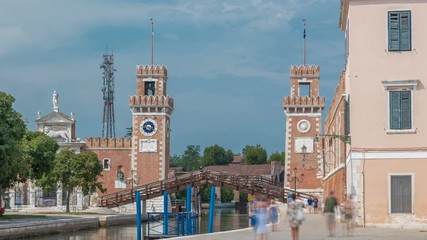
(301, 144, 336, 177)
(287, 167, 304, 193)
(314, 134, 351, 197)
(128, 169, 140, 203)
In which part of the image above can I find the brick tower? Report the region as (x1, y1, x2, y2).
(129, 65, 174, 185)
(283, 65, 325, 193)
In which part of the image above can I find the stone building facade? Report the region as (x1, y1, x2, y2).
(9, 92, 86, 210)
(339, 0, 427, 227)
(322, 71, 348, 205)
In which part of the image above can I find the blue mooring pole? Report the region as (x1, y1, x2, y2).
(163, 191, 169, 235)
(136, 191, 141, 240)
(208, 185, 216, 233)
(186, 185, 192, 235)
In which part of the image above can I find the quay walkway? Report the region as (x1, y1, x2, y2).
(171, 213, 427, 240)
(1, 206, 426, 239)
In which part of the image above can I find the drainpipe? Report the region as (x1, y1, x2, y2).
(362, 150, 366, 228)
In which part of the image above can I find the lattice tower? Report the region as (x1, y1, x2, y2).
(101, 52, 116, 138)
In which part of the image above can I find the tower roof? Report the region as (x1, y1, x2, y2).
(36, 111, 74, 124)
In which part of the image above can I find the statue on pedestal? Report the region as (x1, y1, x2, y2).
(53, 91, 59, 112)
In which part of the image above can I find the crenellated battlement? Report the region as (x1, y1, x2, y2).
(129, 95, 174, 109)
(85, 137, 132, 148)
(283, 95, 325, 107)
(136, 65, 168, 77)
(290, 65, 320, 77)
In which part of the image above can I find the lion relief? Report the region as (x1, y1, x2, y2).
(44, 127, 70, 142)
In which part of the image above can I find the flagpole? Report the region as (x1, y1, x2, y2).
(303, 19, 306, 66)
(151, 18, 154, 66)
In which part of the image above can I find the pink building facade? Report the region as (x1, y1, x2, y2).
(340, 0, 427, 228)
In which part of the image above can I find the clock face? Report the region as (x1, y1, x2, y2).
(297, 119, 311, 133)
(140, 119, 158, 136)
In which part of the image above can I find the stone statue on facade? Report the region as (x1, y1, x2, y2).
(44, 127, 70, 142)
(53, 91, 59, 112)
(117, 169, 125, 182)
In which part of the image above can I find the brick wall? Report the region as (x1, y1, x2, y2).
(84, 138, 132, 196)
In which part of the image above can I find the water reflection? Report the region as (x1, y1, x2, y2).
(198, 207, 249, 233)
(32, 208, 249, 240)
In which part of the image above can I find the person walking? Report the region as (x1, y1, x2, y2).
(343, 195, 355, 236)
(324, 191, 338, 237)
(313, 197, 319, 213)
(253, 195, 269, 240)
(286, 193, 304, 240)
(307, 197, 313, 214)
(270, 200, 279, 232)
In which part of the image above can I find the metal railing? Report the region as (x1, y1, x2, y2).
(146, 212, 197, 238)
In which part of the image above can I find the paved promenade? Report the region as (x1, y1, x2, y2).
(172, 213, 427, 240)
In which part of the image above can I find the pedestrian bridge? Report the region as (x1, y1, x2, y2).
(99, 170, 312, 208)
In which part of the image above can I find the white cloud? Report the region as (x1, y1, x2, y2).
(0, 0, 303, 56)
(0, 0, 345, 155)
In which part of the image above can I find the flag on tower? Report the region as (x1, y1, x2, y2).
(150, 18, 154, 36)
(303, 19, 306, 39)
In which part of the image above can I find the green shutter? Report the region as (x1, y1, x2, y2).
(400, 91, 411, 129)
(389, 12, 400, 51)
(345, 98, 350, 135)
(390, 91, 401, 129)
(388, 11, 411, 51)
(400, 12, 411, 51)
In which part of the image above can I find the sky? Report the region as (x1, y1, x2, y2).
(0, 0, 344, 156)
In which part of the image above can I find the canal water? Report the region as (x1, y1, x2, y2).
(32, 208, 249, 240)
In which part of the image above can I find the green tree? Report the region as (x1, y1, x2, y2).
(124, 127, 132, 137)
(269, 151, 285, 165)
(180, 145, 201, 171)
(202, 144, 233, 166)
(170, 154, 181, 168)
(21, 131, 59, 182)
(242, 144, 267, 165)
(201, 185, 212, 203)
(0, 92, 27, 208)
(40, 149, 105, 212)
(221, 188, 234, 203)
(239, 192, 248, 203)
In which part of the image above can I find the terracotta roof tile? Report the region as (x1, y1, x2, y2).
(206, 164, 271, 176)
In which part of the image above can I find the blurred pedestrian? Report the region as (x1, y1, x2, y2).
(324, 191, 338, 237)
(313, 197, 319, 214)
(343, 194, 355, 236)
(253, 195, 270, 240)
(270, 200, 279, 231)
(307, 197, 313, 214)
(286, 193, 304, 240)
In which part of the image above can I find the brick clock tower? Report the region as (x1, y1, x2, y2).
(283, 65, 325, 193)
(129, 65, 174, 186)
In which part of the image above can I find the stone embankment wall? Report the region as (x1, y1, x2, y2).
(0, 214, 143, 240)
(0, 218, 98, 239)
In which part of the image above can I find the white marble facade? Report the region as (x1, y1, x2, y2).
(8, 91, 86, 211)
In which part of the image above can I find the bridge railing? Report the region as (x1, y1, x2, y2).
(99, 169, 312, 208)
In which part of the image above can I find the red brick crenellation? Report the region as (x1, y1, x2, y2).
(129, 95, 174, 109)
(290, 65, 320, 76)
(85, 137, 132, 148)
(136, 65, 168, 76)
(283, 96, 325, 106)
